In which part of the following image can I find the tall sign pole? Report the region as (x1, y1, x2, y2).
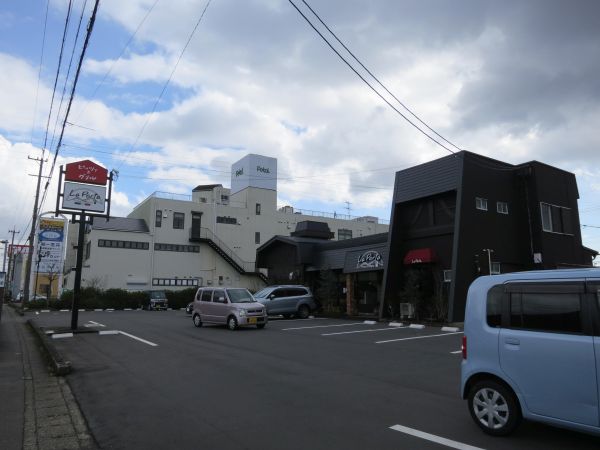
(56, 160, 111, 331)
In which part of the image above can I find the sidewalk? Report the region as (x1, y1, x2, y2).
(0, 306, 96, 450)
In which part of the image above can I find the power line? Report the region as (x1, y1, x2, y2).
(115, 0, 213, 173)
(47, 0, 90, 166)
(73, 0, 161, 122)
(300, 0, 463, 153)
(582, 224, 600, 229)
(40, 0, 73, 155)
(40, 0, 101, 213)
(288, 0, 456, 155)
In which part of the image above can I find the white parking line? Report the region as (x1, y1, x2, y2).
(450, 350, 462, 354)
(376, 331, 463, 344)
(390, 424, 484, 450)
(272, 317, 327, 322)
(117, 331, 158, 347)
(283, 323, 369, 331)
(322, 327, 406, 336)
(85, 320, 106, 328)
(52, 333, 74, 339)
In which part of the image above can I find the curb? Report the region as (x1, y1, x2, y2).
(27, 319, 72, 376)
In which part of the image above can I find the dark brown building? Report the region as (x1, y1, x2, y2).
(382, 151, 597, 322)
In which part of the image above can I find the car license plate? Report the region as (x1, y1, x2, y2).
(248, 317, 257, 324)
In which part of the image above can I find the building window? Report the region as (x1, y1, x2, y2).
(475, 197, 488, 211)
(154, 243, 200, 253)
(173, 212, 185, 229)
(540, 202, 573, 234)
(216, 216, 237, 225)
(490, 262, 501, 275)
(84, 241, 91, 260)
(255, 232, 260, 244)
(496, 202, 509, 215)
(221, 195, 229, 204)
(98, 239, 149, 250)
(255, 203, 261, 215)
(155, 210, 162, 228)
(443, 270, 452, 283)
(338, 229, 353, 240)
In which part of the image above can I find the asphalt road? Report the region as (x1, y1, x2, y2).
(33, 310, 600, 450)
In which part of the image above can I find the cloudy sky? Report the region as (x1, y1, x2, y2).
(1, 0, 599, 262)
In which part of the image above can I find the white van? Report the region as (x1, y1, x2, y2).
(461, 268, 600, 436)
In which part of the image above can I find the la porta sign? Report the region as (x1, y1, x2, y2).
(65, 160, 108, 185)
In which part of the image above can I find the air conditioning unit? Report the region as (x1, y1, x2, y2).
(399, 303, 415, 319)
(162, 209, 168, 218)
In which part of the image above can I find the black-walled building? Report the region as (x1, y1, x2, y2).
(256, 222, 388, 316)
(382, 151, 597, 322)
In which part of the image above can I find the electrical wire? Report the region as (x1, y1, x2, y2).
(73, 0, 161, 122)
(300, 0, 463, 153)
(288, 0, 456, 155)
(47, 0, 90, 167)
(37, 0, 101, 217)
(114, 0, 213, 173)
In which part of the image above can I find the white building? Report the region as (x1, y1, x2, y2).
(64, 154, 389, 292)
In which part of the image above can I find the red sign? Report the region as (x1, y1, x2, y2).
(65, 160, 108, 185)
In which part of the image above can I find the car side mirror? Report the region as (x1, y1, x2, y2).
(269, 294, 275, 300)
(218, 296, 226, 303)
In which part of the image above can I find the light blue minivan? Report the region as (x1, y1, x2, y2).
(461, 268, 600, 436)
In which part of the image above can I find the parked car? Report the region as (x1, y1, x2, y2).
(192, 287, 267, 330)
(185, 302, 193, 315)
(145, 290, 168, 310)
(253, 285, 316, 319)
(461, 268, 600, 437)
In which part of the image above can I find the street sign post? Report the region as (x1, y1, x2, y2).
(56, 160, 113, 330)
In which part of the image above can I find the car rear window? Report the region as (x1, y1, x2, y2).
(486, 285, 503, 328)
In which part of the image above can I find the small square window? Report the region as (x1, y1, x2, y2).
(255, 232, 260, 244)
(491, 262, 501, 275)
(173, 212, 185, 229)
(476, 197, 488, 211)
(497, 202, 509, 214)
(255, 203, 261, 215)
(443, 270, 452, 283)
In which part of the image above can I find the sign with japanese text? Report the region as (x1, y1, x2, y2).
(62, 182, 106, 212)
(37, 218, 66, 274)
(65, 160, 108, 185)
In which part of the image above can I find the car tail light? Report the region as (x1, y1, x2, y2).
(462, 335, 467, 359)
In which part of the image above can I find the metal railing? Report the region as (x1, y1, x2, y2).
(148, 191, 389, 225)
(191, 227, 256, 273)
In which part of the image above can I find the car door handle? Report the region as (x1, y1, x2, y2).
(504, 338, 520, 346)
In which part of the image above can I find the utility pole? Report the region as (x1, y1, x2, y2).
(22, 154, 46, 308)
(344, 201, 352, 217)
(6, 228, 20, 300)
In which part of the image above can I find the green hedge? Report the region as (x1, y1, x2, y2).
(24, 288, 195, 310)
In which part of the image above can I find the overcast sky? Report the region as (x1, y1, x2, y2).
(1, 0, 599, 261)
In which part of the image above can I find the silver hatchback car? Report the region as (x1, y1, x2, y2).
(192, 287, 267, 330)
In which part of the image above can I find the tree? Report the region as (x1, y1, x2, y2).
(316, 267, 339, 313)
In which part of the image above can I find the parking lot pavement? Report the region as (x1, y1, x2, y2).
(30, 310, 600, 450)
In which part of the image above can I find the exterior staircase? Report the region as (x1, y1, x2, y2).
(190, 227, 268, 283)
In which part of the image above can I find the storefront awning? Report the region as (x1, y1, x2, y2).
(403, 248, 436, 265)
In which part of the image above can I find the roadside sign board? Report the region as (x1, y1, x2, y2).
(37, 218, 66, 274)
(62, 182, 106, 212)
(65, 160, 108, 185)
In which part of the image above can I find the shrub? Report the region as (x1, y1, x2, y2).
(165, 288, 196, 309)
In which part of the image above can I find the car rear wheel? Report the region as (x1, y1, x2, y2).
(193, 314, 202, 327)
(297, 304, 310, 319)
(468, 380, 521, 436)
(227, 316, 238, 331)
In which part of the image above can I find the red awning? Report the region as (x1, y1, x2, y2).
(403, 248, 437, 265)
